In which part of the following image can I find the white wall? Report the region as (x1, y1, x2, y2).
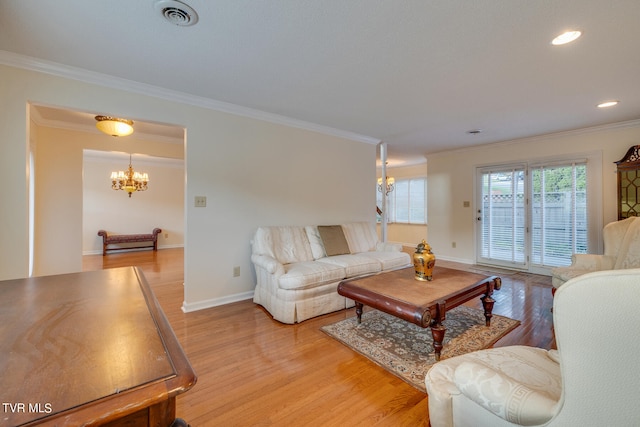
(181, 114, 376, 310)
(427, 123, 640, 265)
(0, 68, 30, 279)
(0, 64, 377, 312)
(32, 124, 84, 276)
(83, 151, 184, 254)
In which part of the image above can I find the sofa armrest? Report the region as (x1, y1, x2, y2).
(251, 254, 284, 275)
(570, 253, 615, 270)
(453, 361, 557, 425)
(375, 242, 403, 252)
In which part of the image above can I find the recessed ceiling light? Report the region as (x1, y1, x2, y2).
(551, 30, 582, 45)
(597, 100, 619, 108)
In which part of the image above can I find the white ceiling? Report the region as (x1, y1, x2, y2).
(2, 0, 640, 165)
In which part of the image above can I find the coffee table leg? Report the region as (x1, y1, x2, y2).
(431, 301, 446, 361)
(480, 294, 495, 326)
(355, 302, 363, 324)
(480, 277, 501, 326)
(431, 324, 446, 361)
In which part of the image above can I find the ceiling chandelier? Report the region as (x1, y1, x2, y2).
(377, 176, 395, 195)
(110, 154, 149, 198)
(95, 115, 134, 137)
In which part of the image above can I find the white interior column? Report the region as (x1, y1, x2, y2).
(379, 142, 389, 243)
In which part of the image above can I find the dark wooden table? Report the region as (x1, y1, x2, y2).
(0, 267, 196, 426)
(338, 266, 501, 360)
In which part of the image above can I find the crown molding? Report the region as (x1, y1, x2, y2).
(428, 118, 640, 157)
(83, 149, 184, 168)
(0, 50, 380, 146)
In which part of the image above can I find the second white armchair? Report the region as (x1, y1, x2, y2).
(551, 216, 640, 290)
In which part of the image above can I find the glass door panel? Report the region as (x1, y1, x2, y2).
(530, 163, 587, 268)
(476, 166, 527, 269)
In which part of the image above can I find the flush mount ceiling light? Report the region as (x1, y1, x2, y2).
(154, 0, 198, 26)
(95, 116, 134, 137)
(551, 30, 582, 45)
(597, 100, 620, 108)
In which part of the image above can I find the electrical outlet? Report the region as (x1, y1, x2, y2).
(233, 266, 240, 277)
(194, 196, 207, 207)
(164, 233, 168, 239)
(463, 201, 470, 208)
(452, 242, 456, 248)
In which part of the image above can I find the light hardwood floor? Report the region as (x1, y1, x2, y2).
(83, 248, 555, 427)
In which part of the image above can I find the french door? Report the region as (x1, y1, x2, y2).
(476, 160, 592, 274)
(477, 165, 527, 269)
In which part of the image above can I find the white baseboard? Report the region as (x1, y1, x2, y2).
(399, 241, 419, 249)
(158, 244, 184, 250)
(82, 244, 184, 256)
(83, 249, 104, 256)
(181, 290, 255, 313)
(436, 255, 475, 265)
(398, 247, 475, 266)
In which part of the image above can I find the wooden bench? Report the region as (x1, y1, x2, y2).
(97, 228, 162, 256)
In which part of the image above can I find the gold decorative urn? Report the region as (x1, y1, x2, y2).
(413, 240, 436, 281)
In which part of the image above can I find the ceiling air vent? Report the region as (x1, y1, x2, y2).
(154, 0, 199, 26)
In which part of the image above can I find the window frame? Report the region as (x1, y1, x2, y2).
(377, 176, 427, 225)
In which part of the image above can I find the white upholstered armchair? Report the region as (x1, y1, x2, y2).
(551, 216, 640, 290)
(425, 268, 640, 427)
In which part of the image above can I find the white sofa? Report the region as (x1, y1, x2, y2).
(251, 222, 411, 323)
(551, 216, 640, 290)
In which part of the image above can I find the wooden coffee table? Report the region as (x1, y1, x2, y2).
(337, 266, 501, 360)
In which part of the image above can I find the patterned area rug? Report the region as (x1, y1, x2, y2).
(321, 306, 520, 392)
